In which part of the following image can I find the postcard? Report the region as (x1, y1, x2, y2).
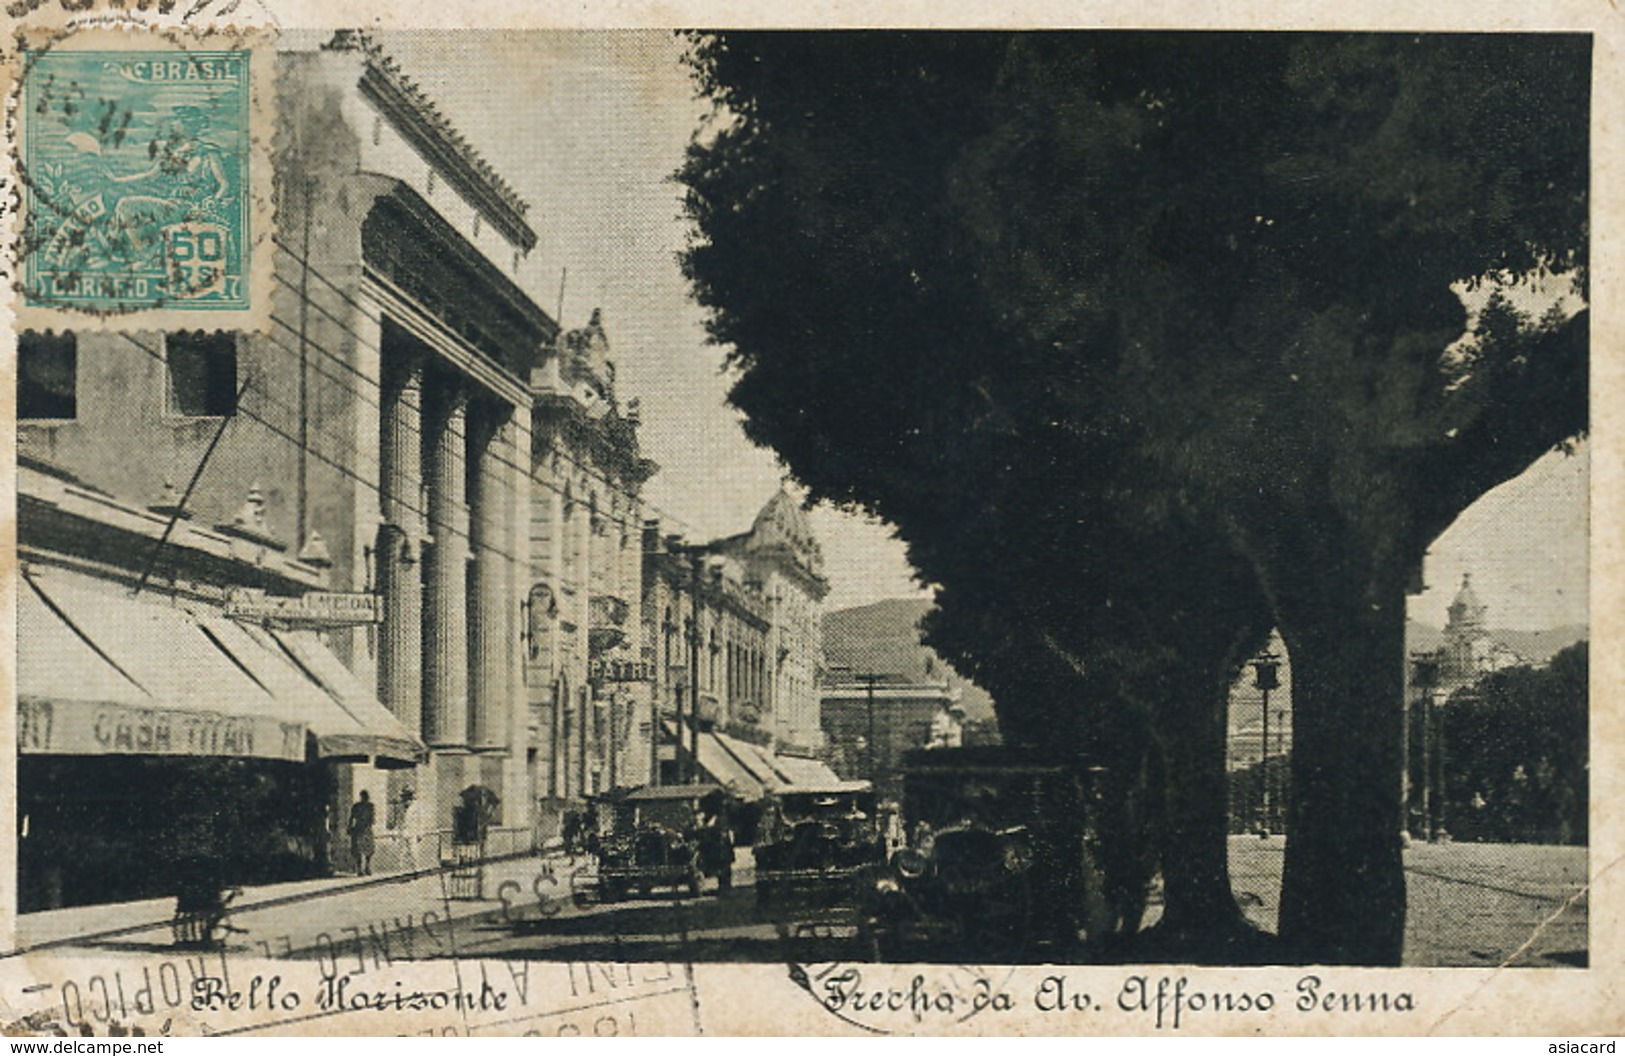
(1, 0, 1616, 1037)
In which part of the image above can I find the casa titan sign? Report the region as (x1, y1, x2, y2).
(589, 658, 654, 683)
(225, 589, 384, 628)
(17, 699, 306, 762)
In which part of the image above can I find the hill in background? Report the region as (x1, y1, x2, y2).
(1406, 620, 1587, 666)
(822, 598, 996, 722)
(823, 600, 1585, 734)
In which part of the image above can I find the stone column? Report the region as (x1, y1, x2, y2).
(378, 354, 424, 735)
(423, 382, 469, 748)
(469, 403, 514, 750)
(503, 403, 532, 829)
(345, 297, 384, 687)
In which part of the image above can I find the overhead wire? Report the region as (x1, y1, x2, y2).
(113, 276, 733, 572)
(266, 234, 711, 539)
(119, 331, 533, 571)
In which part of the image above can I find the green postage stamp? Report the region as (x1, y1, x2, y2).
(22, 48, 251, 310)
(10, 22, 274, 329)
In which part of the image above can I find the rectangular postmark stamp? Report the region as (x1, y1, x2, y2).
(8, 21, 275, 330)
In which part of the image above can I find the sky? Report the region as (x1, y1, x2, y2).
(357, 30, 1587, 632)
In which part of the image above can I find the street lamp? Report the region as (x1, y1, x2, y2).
(1410, 654, 1441, 841)
(1251, 652, 1281, 837)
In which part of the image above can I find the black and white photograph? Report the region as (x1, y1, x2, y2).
(2, 6, 1613, 1038)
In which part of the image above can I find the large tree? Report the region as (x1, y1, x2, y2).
(922, 517, 1277, 962)
(679, 31, 1588, 964)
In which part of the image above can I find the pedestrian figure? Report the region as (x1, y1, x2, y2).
(349, 791, 376, 876)
(562, 809, 583, 858)
(398, 787, 420, 871)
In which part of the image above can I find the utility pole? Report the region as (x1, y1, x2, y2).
(1251, 652, 1280, 837)
(656, 607, 674, 787)
(689, 552, 702, 784)
(865, 674, 878, 784)
(828, 666, 884, 784)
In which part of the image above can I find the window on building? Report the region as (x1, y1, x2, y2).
(17, 332, 77, 420)
(166, 331, 238, 416)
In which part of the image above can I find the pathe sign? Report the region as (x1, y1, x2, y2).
(589, 658, 653, 683)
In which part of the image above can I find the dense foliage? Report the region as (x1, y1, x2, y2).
(1444, 643, 1588, 846)
(680, 31, 1588, 964)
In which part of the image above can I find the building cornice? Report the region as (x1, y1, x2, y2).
(18, 458, 327, 593)
(363, 268, 533, 408)
(327, 30, 538, 252)
(533, 393, 657, 487)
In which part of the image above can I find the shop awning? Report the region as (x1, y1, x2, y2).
(662, 720, 766, 800)
(721, 734, 794, 793)
(774, 754, 846, 789)
(695, 731, 769, 800)
(264, 626, 423, 766)
(17, 568, 424, 767)
(665, 721, 851, 799)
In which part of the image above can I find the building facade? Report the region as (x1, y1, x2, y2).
(642, 530, 773, 781)
(278, 33, 553, 845)
(712, 490, 830, 754)
(1428, 574, 1529, 693)
(14, 33, 581, 911)
(820, 675, 964, 800)
(526, 312, 656, 834)
(15, 453, 425, 910)
(638, 490, 842, 802)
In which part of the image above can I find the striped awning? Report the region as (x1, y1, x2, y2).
(18, 567, 423, 767)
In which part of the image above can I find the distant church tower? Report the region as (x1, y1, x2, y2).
(1439, 573, 1486, 690)
(1446, 573, 1488, 638)
(1437, 573, 1523, 692)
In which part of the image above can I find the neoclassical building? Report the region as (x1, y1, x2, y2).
(13, 32, 595, 911)
(640, 490, 838, 799)
(526, 311, 656, 834)
(1432, 574, 1528, 692)
(712, 490, 831, 754)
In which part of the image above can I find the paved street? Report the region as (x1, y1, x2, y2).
(1224, 837, 1589, 968)
(451, 838, 1589, 967)
(12, 839, 1586, 968)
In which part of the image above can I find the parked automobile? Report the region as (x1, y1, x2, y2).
(860, 746, 1116, 961)
(753, 780, 885, 905)
(592, 784, 735, 901)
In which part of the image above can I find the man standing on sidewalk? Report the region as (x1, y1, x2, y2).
(349, 791, 376, 877)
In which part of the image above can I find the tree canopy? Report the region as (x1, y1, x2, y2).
(679, 30, 1588, 964)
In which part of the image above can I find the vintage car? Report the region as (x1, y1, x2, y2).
(591, 784, 735, 901)
(860, 746, 1117, 961)
(752, 780, 885, 904)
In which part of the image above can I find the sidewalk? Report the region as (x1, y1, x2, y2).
(11, 848, 590, 959)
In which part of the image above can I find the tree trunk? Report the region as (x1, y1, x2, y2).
(1154, 673, 1250, 938)
(1275, 567, 1408, 965)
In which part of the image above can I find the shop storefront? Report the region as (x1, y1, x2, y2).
(16, 473, 423, 911)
